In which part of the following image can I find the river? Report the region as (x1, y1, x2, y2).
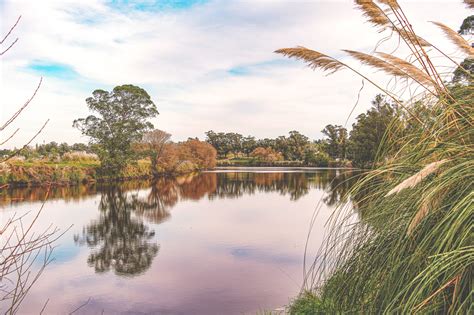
(0, 168, 354, 314)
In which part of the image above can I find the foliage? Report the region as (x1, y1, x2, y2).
(73, 85, 158, 174)
(321, 124, 348, 160)
(281, 130, 310, 160)
(205, 130, 243, 158)
(452, 58, 474, 84)
(304, 144, 330, 167)
(154, 139, 217, 174)
(458, 15, 473, 35)
(348, 94, 401, 167)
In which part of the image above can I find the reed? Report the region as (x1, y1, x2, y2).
(278, 0, 473, 313)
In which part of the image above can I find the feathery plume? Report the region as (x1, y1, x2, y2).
(344, 49, 406, 76)
(275, 47, 344, 74)
(408, 203, 430, 235)
(344, 50, 435, 88)
(385, 159, 448, 196)
(464, 0, 474, 10)
(407, 191, 445, 235)
(377, 52, 434, 87)
(431, 21, 474, 57)
(377, 0, 400, 9)
(354, 0, 390, 30)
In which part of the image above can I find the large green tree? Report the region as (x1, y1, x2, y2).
(348, 94, 401, 167)
(73, 85, 158, 173)
(321, 124, 348, 160)
(286, 130, 310, 160)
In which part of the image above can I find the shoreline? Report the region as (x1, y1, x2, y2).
(1, 164, 356, 188)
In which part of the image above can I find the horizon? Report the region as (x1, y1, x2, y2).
(1, 0, 467, 148)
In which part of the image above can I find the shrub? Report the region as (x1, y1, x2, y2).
(305, 150, 330, 167)
(250, 147, 283, 162)
(154, 139, 217, 174)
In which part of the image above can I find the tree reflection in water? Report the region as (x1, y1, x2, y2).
(74, 186, 159, 277)
(73, 170, 355, 276)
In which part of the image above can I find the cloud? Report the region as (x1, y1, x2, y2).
(0, 0, 468, 147)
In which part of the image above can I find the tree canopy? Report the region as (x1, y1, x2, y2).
(348, 94, 401, 167)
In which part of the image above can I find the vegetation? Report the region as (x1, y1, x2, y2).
(73, 85, 159, 174)
(277, 0, 473, 313)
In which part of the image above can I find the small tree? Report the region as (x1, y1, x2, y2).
(181, 139, 217, 169)
(73, 85, 158, 173)
(142, 129, 171, 177)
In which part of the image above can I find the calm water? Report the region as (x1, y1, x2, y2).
(1, 168, 354, 314)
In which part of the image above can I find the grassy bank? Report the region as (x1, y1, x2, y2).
(0, 160, 148, 187)
(0, 159, 202, 187)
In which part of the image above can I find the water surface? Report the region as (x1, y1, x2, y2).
(0, 168, 353, 314)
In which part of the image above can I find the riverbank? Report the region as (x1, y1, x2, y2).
(0, 159, 201, 187)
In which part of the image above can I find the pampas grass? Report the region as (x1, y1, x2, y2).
(463, 0, 474, 10)
(279, 1, 473, 314)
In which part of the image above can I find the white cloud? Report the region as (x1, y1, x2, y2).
(0, 0, 469, 147)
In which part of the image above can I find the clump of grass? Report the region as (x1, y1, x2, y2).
(288, 291, 335, 314)
(61, 151, 99, 162)
(277, 0, 473, 313)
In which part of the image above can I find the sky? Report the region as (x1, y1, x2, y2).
(0, 0, 470, 147)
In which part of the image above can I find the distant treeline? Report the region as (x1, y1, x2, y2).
(205, 94, 403, 168)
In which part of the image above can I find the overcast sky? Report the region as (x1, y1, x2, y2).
(0, 0, 469, 147)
